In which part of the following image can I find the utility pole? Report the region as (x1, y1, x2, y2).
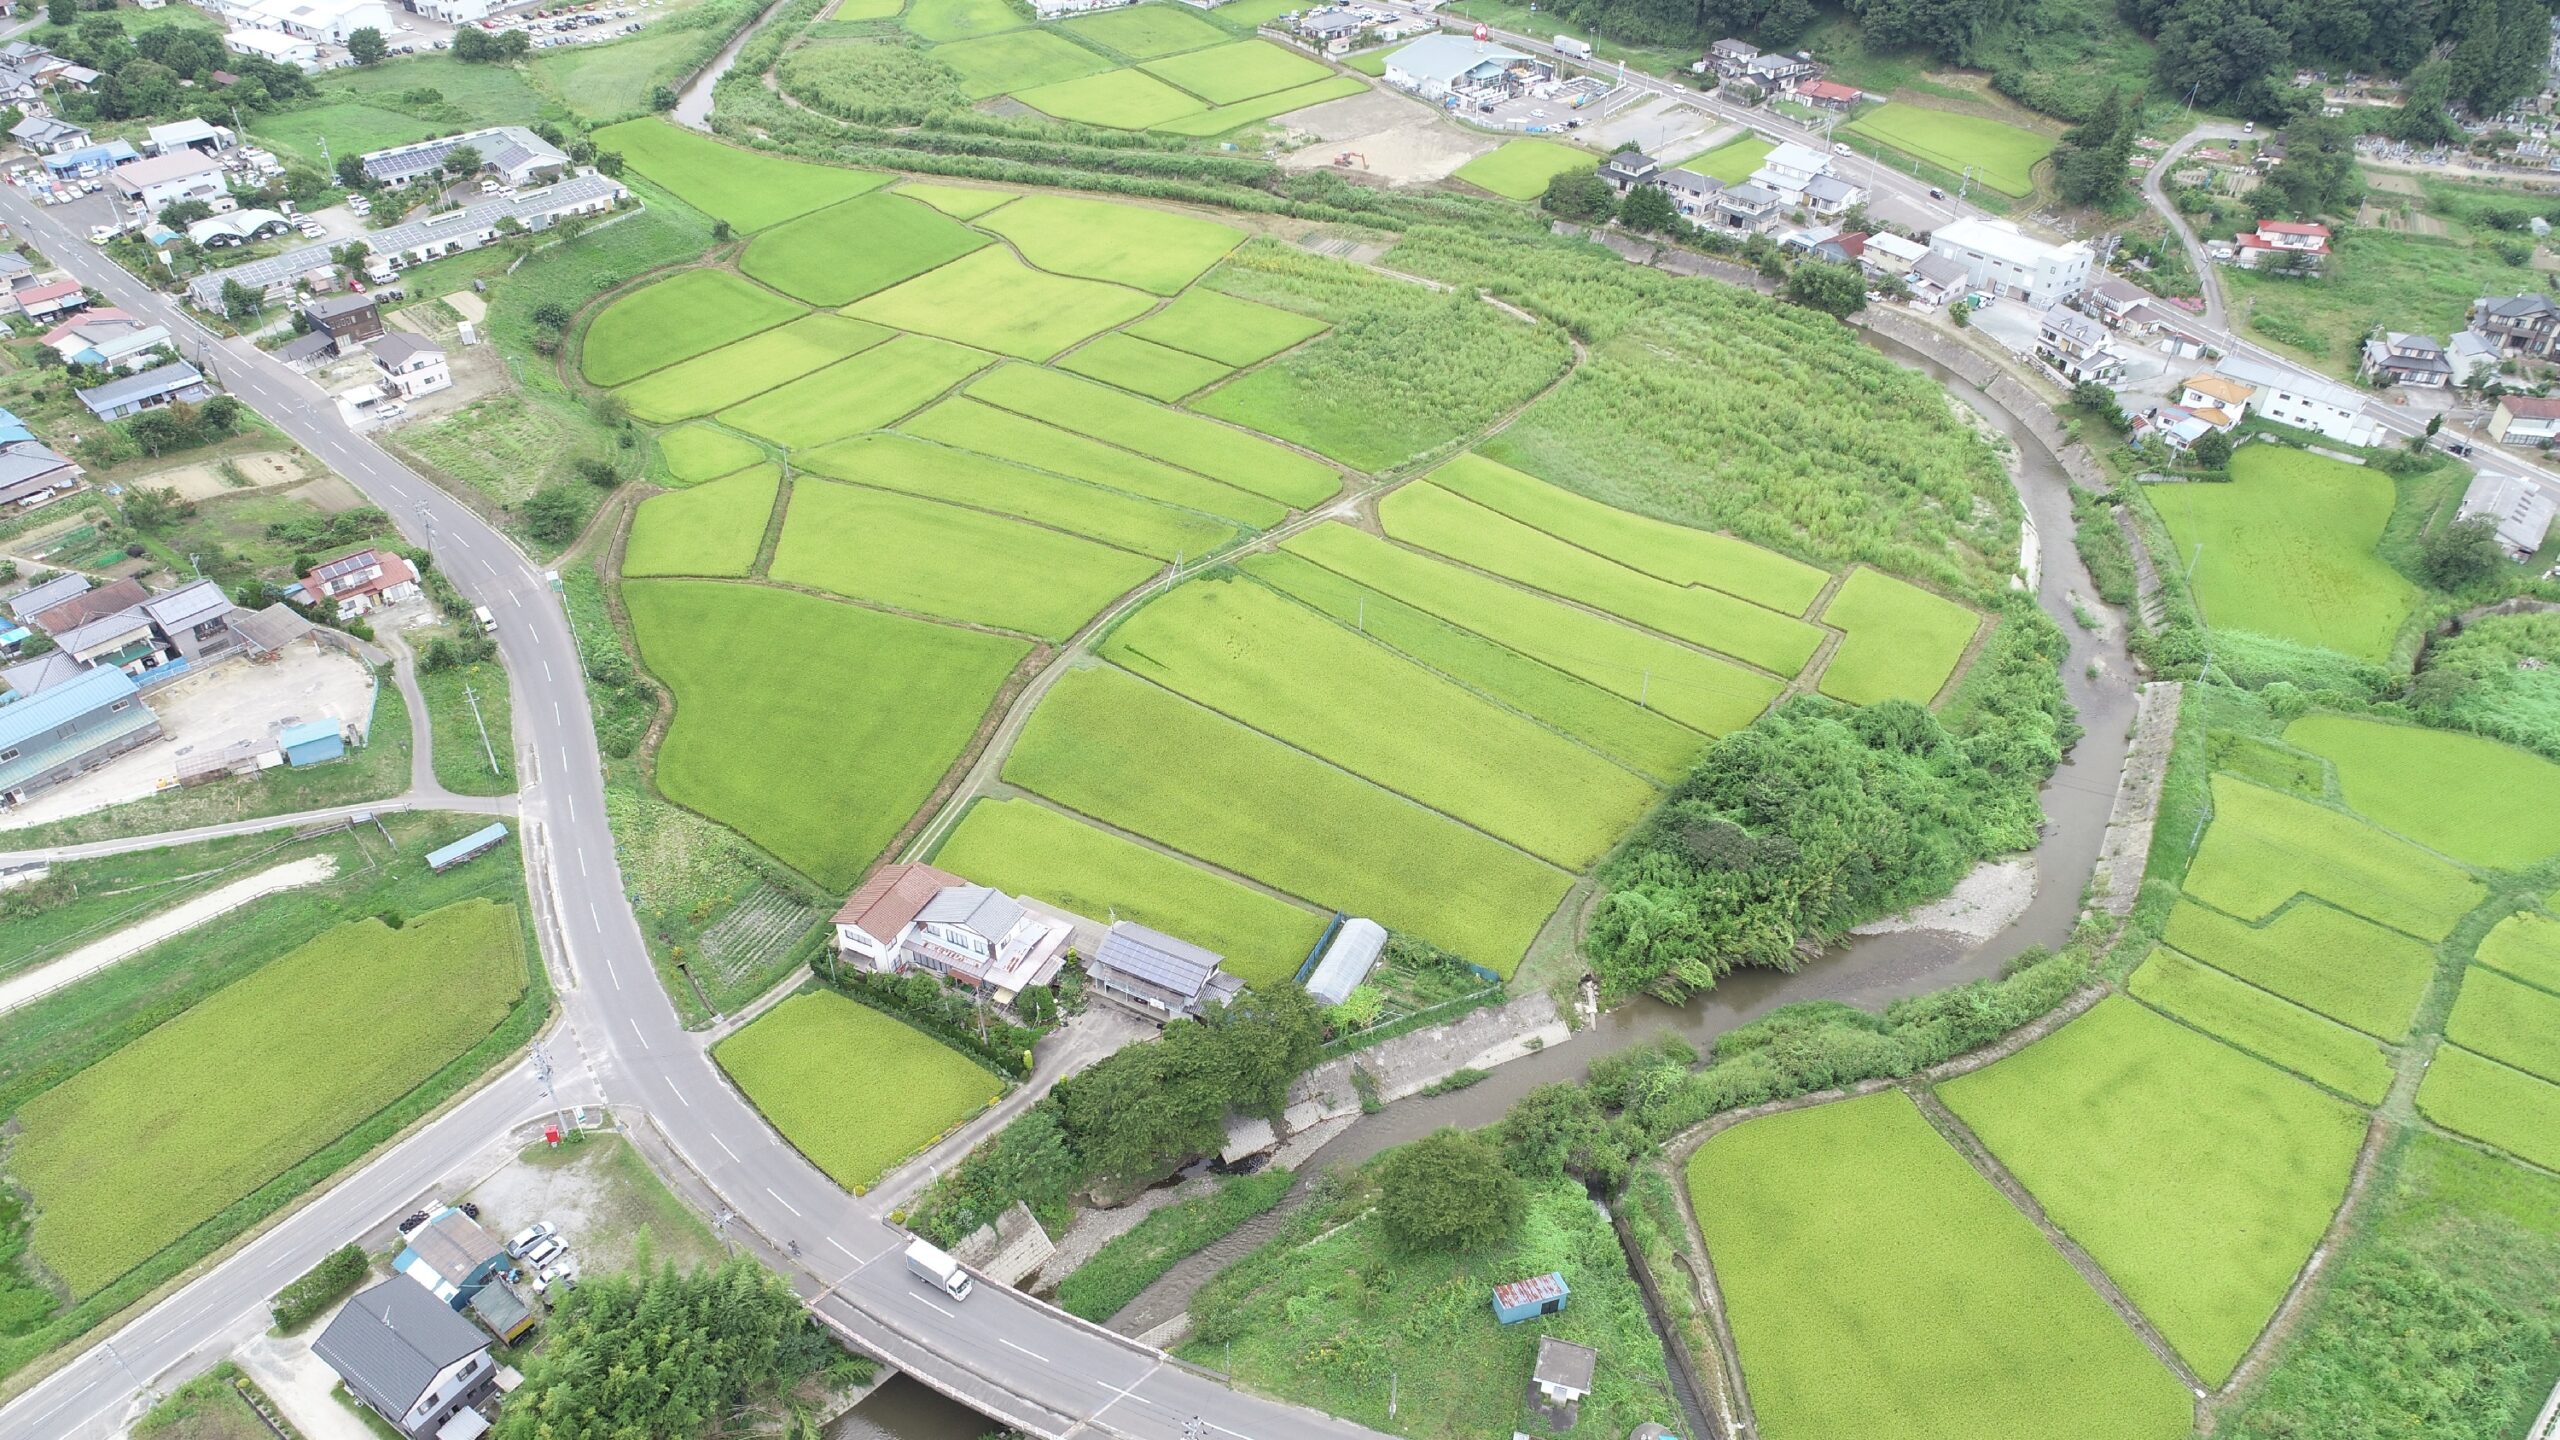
(463, 681, 499, 776)
(713, 1206, 738, 1253)
(529, 1040, 568, 1132)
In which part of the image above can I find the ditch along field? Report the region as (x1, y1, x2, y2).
(0, 816, 541, 1377)
(1684, 705, 2560, 1439)
(773, 0, 1365, 139)
(581, 122, 1997, 979)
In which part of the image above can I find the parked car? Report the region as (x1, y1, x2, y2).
(506, 1221, 553, 1257)
(519, 1235, 566, 1268)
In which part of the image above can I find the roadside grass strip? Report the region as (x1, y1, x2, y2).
(1816, 567, 1981, 705)
(2128, 948, 2395, 1104)
(1125, 286, 1327, 367)
(593, 119, 888, 230)
(714, 991, 996, 1191)
(772, 480, 1159, 639)
(656, 423, 766, 485)
(931, 796, 1324, 987)
(627, 581, 1026, 889)
(622, 464, 780, 578)
(1059, 333, 1234, 401)
(900, 397, 1285, 527)
(1430, 452, 1827, 614)
(739, 193, 992, 306)
(2445, 965, 2560, 1084)
(1062, 3, 1231, 57)
(1285, 522, 1783, 736)
(1669, 135, 1772, 183)
(2180, 775, 2485, 942)
(718, 335, 990, 449)
(968, 364, 1339, 505)
(1842, 104, 2052, 197)
(1003, 664, 1569, 968)
(847, 250, 1155, 361)
(1138, 39, 1330, 104)
(1939, 997, 2368, 1386)
(974, 193, 1244, 294)
(1057, 1170, 1294, 1322)
(617, 314, 892, 423)
(894, 181, 1016, 218)
(901, 0, 1028, 41)
(2285, 713, 2560, 870)
(1688, 1091, 2192, 1440)
(1381, 483, 1823, 674)
(2144, 447, 2419, 664)
(1455, 139, 1598, 200)
(2476, 910, 2560, 991)
(1101, 577, 1657, 867)
(16, 900, 523, 1298)
(2415, 1045, 2560, 1173)
(581, 269, 802, 386)
(1016, 68, 1209, 128)
(1244, 551, 1703, 782)
(1150, 76, 1367, 135)
(931, 28, 1115, 97)
(2161, 898, 2436, 1041)
(800, 433, 1234, 560)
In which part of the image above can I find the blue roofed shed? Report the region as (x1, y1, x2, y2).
(1492, 1271, 1569, 1324)
(0, 665, 159, 803)
(277, 718, 344, 767)
(427, 822, 509, 872)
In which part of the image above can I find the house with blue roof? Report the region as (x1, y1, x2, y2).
(0, 665, 159, 806)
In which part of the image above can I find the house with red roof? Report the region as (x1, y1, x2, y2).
(1795, 77, 1861, 109)
(2230, 219, 2330, 269)
(299, 547, 419, 619)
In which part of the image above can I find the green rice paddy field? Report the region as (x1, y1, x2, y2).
(715, 991, 999, 1190)
(2145, 447, 2420, 664)
(1455, 139, 1600, 201)
(1842, 104, 2054, 198)
(2284, 712, 2560, 870)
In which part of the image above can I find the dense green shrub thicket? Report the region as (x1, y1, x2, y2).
(2413, 612, 2560, 763)
(270, 1245, 366, 1331)
(1590, 598, 2072, 999)
(778, 40, 972, 124)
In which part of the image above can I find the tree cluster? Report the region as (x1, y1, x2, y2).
(43, 11, 314, 121)
(2053, 87, 2141, 207)
(2134, 0, 2552, 121)
(450, 25, 532, 62)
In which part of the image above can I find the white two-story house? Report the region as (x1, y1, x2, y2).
(833, 862, 1074, 1004)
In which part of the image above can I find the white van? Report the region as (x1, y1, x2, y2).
(474, 605, 496, 634)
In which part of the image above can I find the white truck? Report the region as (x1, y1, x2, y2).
(904, 1239, 973, 1302)
(1554, 34, 1592, 58)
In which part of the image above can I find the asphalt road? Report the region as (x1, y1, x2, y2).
(0, 188, 1395, 1440)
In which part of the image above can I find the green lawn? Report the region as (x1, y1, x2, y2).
(617, 314, 892, 422)
(1669, 135, 1772, 184)
(2446, 966, 2560, 1085)
(1059, 333, 1235, 401)
(1454, 139, 1597, 200)
(1689, 1091, 2192, 1440)
(622, 465, 779, 578)
(248, 103, 439, 168)
(1150, 75, 1366, 135)
(898, 397, 1286, 528)
(799, 433, 1233, 560)
(1817, 567, 1983, 705)
(1016, 67, 1207, 127)
(625, 579, 1027, 888)
(931, 797, 1325, 988)
(974, 193, 1243, 295)
(415, 646, 515, 797)
(1431, 452, 1826, 614)
(1843, 104, 2053, 197)
(1101, 577, 1657, 868)
(1062, 3, 1231, 57)
(771, 480, 1159, 638)
(1243, 551, 1703, 782)
(894, 181, 1017, 218)
(2415, 1045, 2560, 1173)
(1004, 664, 1571, 969)
(1381, 483, 1823, 675)
(932, 28, 1116, 97)
(967, 364, 1340, 505)
(534, 21, 723, 122)
(902, 0, 1029, 41)
(656, 423, 767, 485)
(2285, 713, 2560, 870)
(15, 901, 524, 1298)
(1139, 39, 1329, 103)
(2477, 910, 2560, 991)
(2145, 447, 2420, 664)
(2180, 775, 2485, 942)
(1285, 522, 1782, 736)
(593, 119, 891, 230)
(715, 991, 997, 1190)
(1126, 286, 1327, 367)
(717, 335, 991, 449)
(2127, 948, 2395, 1104)
(738, 193, 992, 305)
(847, 248, 1155, 360)
(2163, 893, 2436, 1042)
(582, 269, 805, 387)
(1939, 996, 2368, 1386)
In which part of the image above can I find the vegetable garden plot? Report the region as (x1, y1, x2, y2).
(2179, 775, 2484, 942)
(581, 268, 802, 386)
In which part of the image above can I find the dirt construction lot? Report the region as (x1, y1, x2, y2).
(1277, 89, 1497, 183)
(149, 451, 307, 501)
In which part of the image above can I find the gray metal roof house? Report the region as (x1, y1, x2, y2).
(0, 664, 158, 805)
(0, 440, 79, 507)
(1088, 921, 1242, 1023)
(359, 126, 568, 189)
(75, 360, 208, 421)
(7, 570, 88, 622)
(313, 1278, 497, 1440)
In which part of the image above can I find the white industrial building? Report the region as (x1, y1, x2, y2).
(1925, 217, 2092, 309)
(222, 28, 322, 69)
(220, 0, 402, 43)
(108, 150, 228, 212)
(1382, 33, 1547, 101)
(2458, 469, 2557, 559)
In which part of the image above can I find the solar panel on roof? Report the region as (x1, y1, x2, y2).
(1096, 923, 1220, 997)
